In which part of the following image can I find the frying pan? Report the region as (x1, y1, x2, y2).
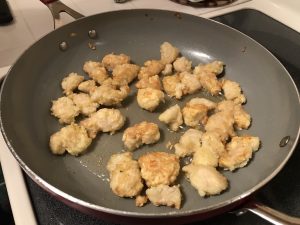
(1, 1, 300, 224)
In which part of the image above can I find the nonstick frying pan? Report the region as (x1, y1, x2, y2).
(1, 2, 300, 224)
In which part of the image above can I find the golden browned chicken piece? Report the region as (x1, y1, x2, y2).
(222, 79, 246, 104)
(162, 74, 184, 99)
(138, 152, 180, 187)
(173, 57, 192, 72)
(80, 108, 125, 138)
(136, 88, 165, 112)
(194, 71, 221, 96)
(138, 60, 164, 80)
(122, 121, 160, 150)
(135, 75, 162, 90)
(174, 129, 202, 157)
(161, 63, 173, 76)
(160, 42, 179, 64)
(158, 104, 183, 132)
(101, 53, 131, 70)
(49, 123, 92, 156)
(194, 61, 224, 75)
(219, 136, 260, 171)
(51, 96, 80, 124)
(135, 195, 148, 207)
(107, 152, 143, 198)
(182, 164, 228, 197)
(179, 72, 202, 95)
(78, 80, 97, 94)
(69, 93, 99, 116)
(112, 63, 140, 86)
(83, 61, 108, 85)
(146, 184, 181, 209)
(61, 72, 84, 95)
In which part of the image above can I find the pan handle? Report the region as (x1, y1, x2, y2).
(234, 200, 300, 225)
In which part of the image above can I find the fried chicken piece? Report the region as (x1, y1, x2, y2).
(135, 75, 162, 90)
(188, 97, 217, 110)
(107, 152, 143, 198)
(219, 136, 260, 171)
(122, 121, 160, 150)
(51, 96, 80, 124)
(182, 100, 209, 127)
(194, 71, 221, 96)
(135, 195, 148, 207)
(222, 79, 246, 104)
(174, 129, 202, 157)
(80, 108, 125, 138)
(173, 57, 192, 72)
(138, 152, 180, 187)
(102, 53, 131, 70)
(90, 81, 130, 106)
(146, 184, 181, 209)
(179, 72, 202, 95)
(162, 74, 184, 99)
(138, 60, 164, 80)
(78, 80, 97, 94)
(194, 61, 224, 75)
(49, 123, 92, 156)
(137, 88, 164, 112)
(160, 42, 179, 64)
(112, 63, 140, 86)
(161, 63, 173, 76)
(83, 61, 108, 85)
(205, 110, 235, 142)
(182, 164, 228, 197)
(158, 104, 183, 131)
(69, 93, 99, 116)
(61, 73, 84, 95)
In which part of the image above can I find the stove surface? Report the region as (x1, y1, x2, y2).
(23, 9, 300, 225)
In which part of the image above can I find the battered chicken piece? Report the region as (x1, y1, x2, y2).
(179, 72, 202, 95)
(194, 61, 224, 75)
(102, 53, 131, 70)
(173, 57, 192, 72)
(107, 152, 143, 198)
(161, 63, 173, 76)
(135, 195, 148, 207)
(112, 63, 140, 86)
(174, 129, 202, 157)
(194, 71, 222, 96)
(219, 136, 260, 171)
(138, 152, 180, 187)
(146, 184, 181, 209)
(158, 104, 183, 131)
(136, 88, 165, 112)
(182, 164, 228, 197)
(49, 123, 92, 156)
(51, 96, 80, 124)
(162, 74, 184, 99)
(69, 93, 99, 116)
(78, 80, 97, 94)
(182, 100, 209, 127)
(188, 97, 217, 110)
(135, 75, 162, 90)
(122, 121, 160, 150)
(222, 79, 246, 104)
(80, 108, 125, 138)
(160, 42, 179, 64)
(83, 61, 108, 84)
(138, 60, 164, 80)
(61, 73, 84, 95)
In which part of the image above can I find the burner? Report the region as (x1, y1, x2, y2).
(171, 0, 237, 7)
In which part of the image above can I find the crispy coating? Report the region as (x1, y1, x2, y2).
(83, 61, 108, 85)
(102, 53, 131, 70)
(173, 57, 192, 72)
(179, 72, 202, 95)
(188, 97, 217, 110)
(135, 75, 162, 90)
(222, 79, 246, 104)
(174, 129, 202, 157)
(194, 70, 221, 96)
(107, 152, 143, 198)
(194, 61, 224, 75)
(51, 96, 80, 124)
(78, 80, 97, 94)
(122, 121, 160, 150)
(61, 72, 84, 95)
(138, 152, 180, 187)
(219, 136, 260, 171)
(161, 63, 173, 76)
(80, 108, 125, 138)
(146, 184, 181, 209)
(135, 195, 148, 207)
(182, 100, 209, 127)
(182, 164, 228, 197)
(160, 42, 179, 64)
(138, 60, 164, 80)
(112, 63, 140, 86)
(69, 93, 99, 116)
(137, 88, 165, 112)
(162, 74, 184, 99)
(49, 123, 92, 156)
(158, 104, 183, 131)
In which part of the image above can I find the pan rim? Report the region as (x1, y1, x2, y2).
(1, 8, 300, 218)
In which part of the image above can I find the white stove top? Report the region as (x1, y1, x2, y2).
(1, 1, 300, 224)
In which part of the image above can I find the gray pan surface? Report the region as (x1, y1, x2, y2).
(1, 9, 300, 217)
